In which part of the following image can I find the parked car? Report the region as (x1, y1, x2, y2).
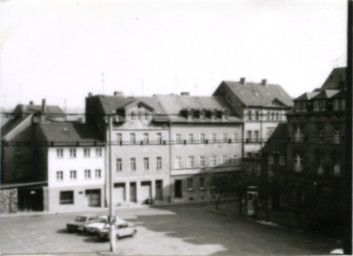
(96, 221, 137, 241)
(85, 215, 116, 235)
(66, 215, 99, 233)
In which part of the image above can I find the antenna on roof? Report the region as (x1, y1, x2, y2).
(141, 79, 144, 96)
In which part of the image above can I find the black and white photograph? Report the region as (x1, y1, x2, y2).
(0, 0, 351, 255)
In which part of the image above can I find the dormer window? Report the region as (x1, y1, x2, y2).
(247, 110, 252, 120)
(313, 101, 319, 111)
(295, 102, 301, 112)
(341, 99, 346, 110)
(301, 102, 307, 112)
(319, 100, 326, 111)
(199, 110, 205, 120)
(130, 111, 136, 120)
(333, 99, 340, 111)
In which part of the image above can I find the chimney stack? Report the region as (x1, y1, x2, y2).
(41, 99, 46, 123)
(114, 91, 124, 97)
(88, 92, 93, 97)
(29, 101, 34, 105)
(181, 92, 190, 96)
(240, 77, 246, 85)
(261, 79, 267, 86)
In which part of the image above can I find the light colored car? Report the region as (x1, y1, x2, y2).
(85, 215, 114, 235)
(66, 215, 99, 233)
(96, 221, 137, 240)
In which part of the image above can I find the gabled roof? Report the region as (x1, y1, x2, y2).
(1, 116, 30, 139)
(321, 67, 346, 90)
(295, 91, 320, 101)
(216, 81, 293, 107)
(13, 104, 65, 116)
(311, 89, 340, 100)
(262, 123, 288, 153)
(38, 122, 104, 144)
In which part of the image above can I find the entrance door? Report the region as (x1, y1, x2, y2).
(155, 180, 163, 200)
(140, 181, 151, 203)
(114, 183, 126, 205)
(18, 187, 43, 211)
(130, 182, 137, 202)
(175, 180, 182, 198)
(85, 189, 101, 207)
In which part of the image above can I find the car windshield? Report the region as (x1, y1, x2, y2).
(99, 218, 108, 223)
(75, 216, 87, 222)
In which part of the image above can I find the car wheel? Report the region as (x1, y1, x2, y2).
(131, 230, 137, 237)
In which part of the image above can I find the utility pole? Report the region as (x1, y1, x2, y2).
(108, 113, 116, 252)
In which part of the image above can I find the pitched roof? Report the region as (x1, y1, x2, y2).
(38, 122, 104, 145)
(321, 67, 346, 90)
(311, 89, 340, 100)
(218, 81, 293, 107)
(331, 89, 346, 99)
(261, 123, 288, 153)
(13, 104, 65, 116)
(295, 91, 320, 101)
(1, 116, 30, 139)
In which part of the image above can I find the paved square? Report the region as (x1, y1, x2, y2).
(0, 203, 334, 255)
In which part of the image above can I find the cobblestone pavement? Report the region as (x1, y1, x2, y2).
(0, 203, 336, 255)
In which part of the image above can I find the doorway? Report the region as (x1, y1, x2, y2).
(175, 180, 182, 198)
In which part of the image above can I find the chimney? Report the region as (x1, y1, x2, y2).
(88, 92, 93, 97)
(181, 92, 190, 96)
(114, 91, 124, 97)
(240, 77, 246, 85)
(29, 101, 34, 105)
(41, 99, 46, 122)
(261, 79, 267, 86)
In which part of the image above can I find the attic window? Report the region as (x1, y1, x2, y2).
(63, 127, 69, 132)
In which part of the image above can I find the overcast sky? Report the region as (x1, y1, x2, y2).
(0, 0, 347, 110)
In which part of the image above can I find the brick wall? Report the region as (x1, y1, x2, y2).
(0, 188, 18, 214)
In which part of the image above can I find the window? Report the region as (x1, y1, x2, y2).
(279, 155, 285, 166)
(116, 133, 122, 144)
(143, 133, 149, 144)
(294, 154, 303, 172)
(254, 131, 259, 142)
(267, 111, 271, 120)
(70, 170, 76, 179)
(187, 178, 193, 189)
(60, 191, 73, 205)
(314, 101, 319, 111)
(156, 133, 163, 144)
(341, 99, 346, 110)
(276, 112, 280, 120)
(200, 133, 206, 143)
(130, 158, 136, 171)
(95, 148, 102, 157)
(232, 132, 238, 143)
(318, 164, 324, 175)
(301, 102, 307, 112)
(57, 148, 64, 158)
(247, 131, 252, 141)
(333, 100, 340, 111)
(294, 127, 303, 142)
(84, 169, 91, 179)
(222, 155, 227, 164)
(176, 134, 182, 144)
(69, 148, 76, 157)
(116, 158, 122, 171)
(247, 111, 252, 120)
(84, 148, 90, 157)
(131, 112, 136, 120)
(268, 154, 274, 165)
(211, 155, 217, 167)
(143, 157, 149, 170)
(156, 157, 162, 170)
(130, 133, 136, 144)
(95, 169, 101, 178)
(271, 112, 275, 120)
(212, 133, 217, 143)
(200, 156, 206, 167)
(255, 111, 259, 120)
(334, 163, 341, 176)
(255, 164, 261, 176)
(295, 102, 301, 112)
(319, 100, 326, 110)
(199, 177, 205, 189)
(187, 156, 194, 168)
(222, 133, 228, 142)
(175, 157, 182, 169)
(188, 133, 194, 144)
(334, 129, 341, 144)
(57, 171, 63, 181)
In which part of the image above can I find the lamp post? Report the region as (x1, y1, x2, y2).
(108, 113, 116, 252)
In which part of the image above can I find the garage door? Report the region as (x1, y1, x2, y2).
(114, 183, 126, 204)
(140, 181, 151, 203)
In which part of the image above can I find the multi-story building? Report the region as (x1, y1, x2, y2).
(213, 78, 293, 155)
(86, 93, 170, 205)
(153, 93, 243, 202)
(260, 67, 346, 230)
(86, 91, 243, 205)
(34, 122, 105, 212)
(0, 100, 66, 213)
